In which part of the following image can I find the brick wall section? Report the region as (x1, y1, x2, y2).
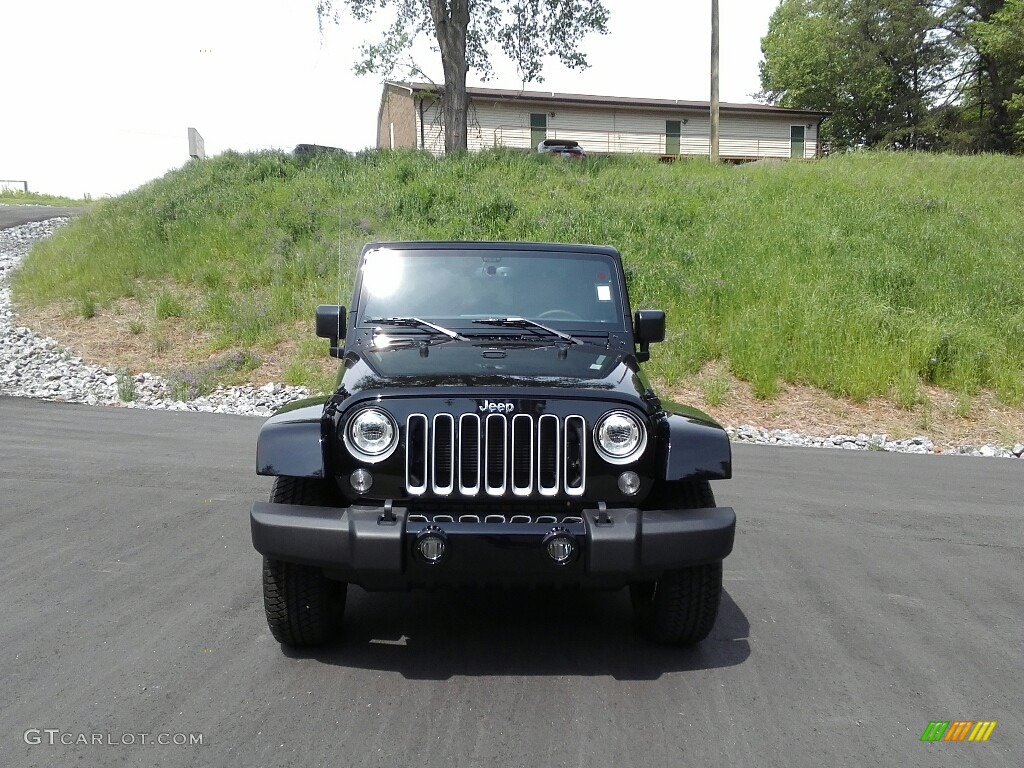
(377, 85, 419, 149)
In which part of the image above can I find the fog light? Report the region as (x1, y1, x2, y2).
(617, 471, 641, 496)
(415, 527, 448, 564)
(543, 528, 577, 565)
(350, 468, 373, 494)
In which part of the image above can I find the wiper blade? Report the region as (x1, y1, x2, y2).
(471, 317, 581, 345)
(365, 317, 467, 341)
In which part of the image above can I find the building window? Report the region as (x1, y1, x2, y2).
(790, 125, 806, 159)
(531, 113, 547, 147)
(666, 120, 681, 155)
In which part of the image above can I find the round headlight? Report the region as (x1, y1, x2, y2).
(593, 410, 647, 464)
(344, 407, 399, 462)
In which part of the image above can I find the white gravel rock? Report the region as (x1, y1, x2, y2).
(2, 217, 1021, 457)
(722, 425, 1023, 458)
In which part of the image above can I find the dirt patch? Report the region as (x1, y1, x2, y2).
(662, 361, 1024, 450)
(11, 300, 334, 385)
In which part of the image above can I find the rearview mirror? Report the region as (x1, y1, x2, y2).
(315, 305, 346, 357)
(634, 309, 665, 362)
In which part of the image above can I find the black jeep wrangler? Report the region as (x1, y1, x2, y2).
(250, 241, 735, 647)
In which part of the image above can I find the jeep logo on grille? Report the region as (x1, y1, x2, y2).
(478, 399, 514, 413)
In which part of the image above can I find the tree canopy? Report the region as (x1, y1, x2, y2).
(759, 0, 1024, 152)
(319, 0, 609, 152)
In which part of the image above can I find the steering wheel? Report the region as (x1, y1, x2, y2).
(536, 309, 583, 321)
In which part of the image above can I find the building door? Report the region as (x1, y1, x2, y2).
(531, 113, 547, 147)
(790, 125, 806, 159)
(666, 120, 681, 155)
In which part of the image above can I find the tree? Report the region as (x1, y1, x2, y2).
(759, 0, 952, 149)
(318, 1, 609, 153)
(928, 1, 1014, 151)
(968, 0, 1024, 149)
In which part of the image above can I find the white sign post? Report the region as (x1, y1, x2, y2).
(188, 127, 206, 161)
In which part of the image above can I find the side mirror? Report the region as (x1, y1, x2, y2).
(315, 305, 346, 357)
(634, 309, 665, 363)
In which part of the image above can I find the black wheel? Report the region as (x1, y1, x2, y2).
(262, 477, 347, 647)
(631, 480, 723, 645)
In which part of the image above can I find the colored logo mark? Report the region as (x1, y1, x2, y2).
(920, 721, 997, 742)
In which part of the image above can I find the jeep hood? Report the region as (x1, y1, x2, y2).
(335, 340, 655, 403)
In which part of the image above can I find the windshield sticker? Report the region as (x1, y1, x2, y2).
(590, 355, 607, 370)
(596, 285, 612, 302)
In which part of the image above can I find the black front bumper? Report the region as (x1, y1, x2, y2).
(250, 503, 736, 590)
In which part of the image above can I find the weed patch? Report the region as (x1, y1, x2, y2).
(167, 349, 261, 401)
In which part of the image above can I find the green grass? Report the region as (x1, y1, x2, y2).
(77, 293, 96, 319)
(0, 189, 95, 207)
(701, 372, 732, 407)
(116, 368, 136, 402)
(153, 290, 186, 320)
(12, 148, 1024, 403)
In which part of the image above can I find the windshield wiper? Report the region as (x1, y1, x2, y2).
(471, 317, 581, 345)
(365, 317, 468, 341)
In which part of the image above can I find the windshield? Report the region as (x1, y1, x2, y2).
(353, 247, 626, 332)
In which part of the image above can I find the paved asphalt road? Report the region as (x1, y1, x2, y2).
(0, 396, 1020, 768)
(0, 205, 85, 229)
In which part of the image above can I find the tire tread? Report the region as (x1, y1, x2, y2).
(262, 477, 344, 647)
(631, 479, 724, 645)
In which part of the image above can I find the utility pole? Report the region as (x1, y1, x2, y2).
(710, 0, 720, 163)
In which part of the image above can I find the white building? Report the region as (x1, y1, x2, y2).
(378, 81, 828, 160)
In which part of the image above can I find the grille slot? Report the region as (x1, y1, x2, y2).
(409, 511, 585, 525)
(511, 414, 533, 496)
(432, 414, 455, 495)
(458, 414, 481, 494)
(404, 410, 587, 498)
(406, 415, 428, 496)
(485, 414, 508, 496)
(537, 414, 560, 496)
(564, 416, 586, 496)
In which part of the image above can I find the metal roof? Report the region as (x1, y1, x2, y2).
(387, 81, 829, 119)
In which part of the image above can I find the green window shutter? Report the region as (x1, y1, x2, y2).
(531, 113, 547, 148)
(790, 125, 806, 159)
(666, 120, 681, 155)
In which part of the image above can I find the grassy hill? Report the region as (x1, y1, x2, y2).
(12, 149, 1024, 407)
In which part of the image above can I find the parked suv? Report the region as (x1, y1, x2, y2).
(536, 138, 586, 158)
(250, 241, 736, 647)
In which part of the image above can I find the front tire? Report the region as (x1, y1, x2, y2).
(262, 477, 346, 647)
(631, 480, 724, 645)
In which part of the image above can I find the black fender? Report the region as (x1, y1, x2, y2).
(655, 408, 732, 483)
(256, 398, 330, 478)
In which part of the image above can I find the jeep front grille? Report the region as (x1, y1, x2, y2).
(406, 413, 586, 497)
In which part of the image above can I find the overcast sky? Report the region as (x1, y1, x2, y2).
(0, 0, 781, 198)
